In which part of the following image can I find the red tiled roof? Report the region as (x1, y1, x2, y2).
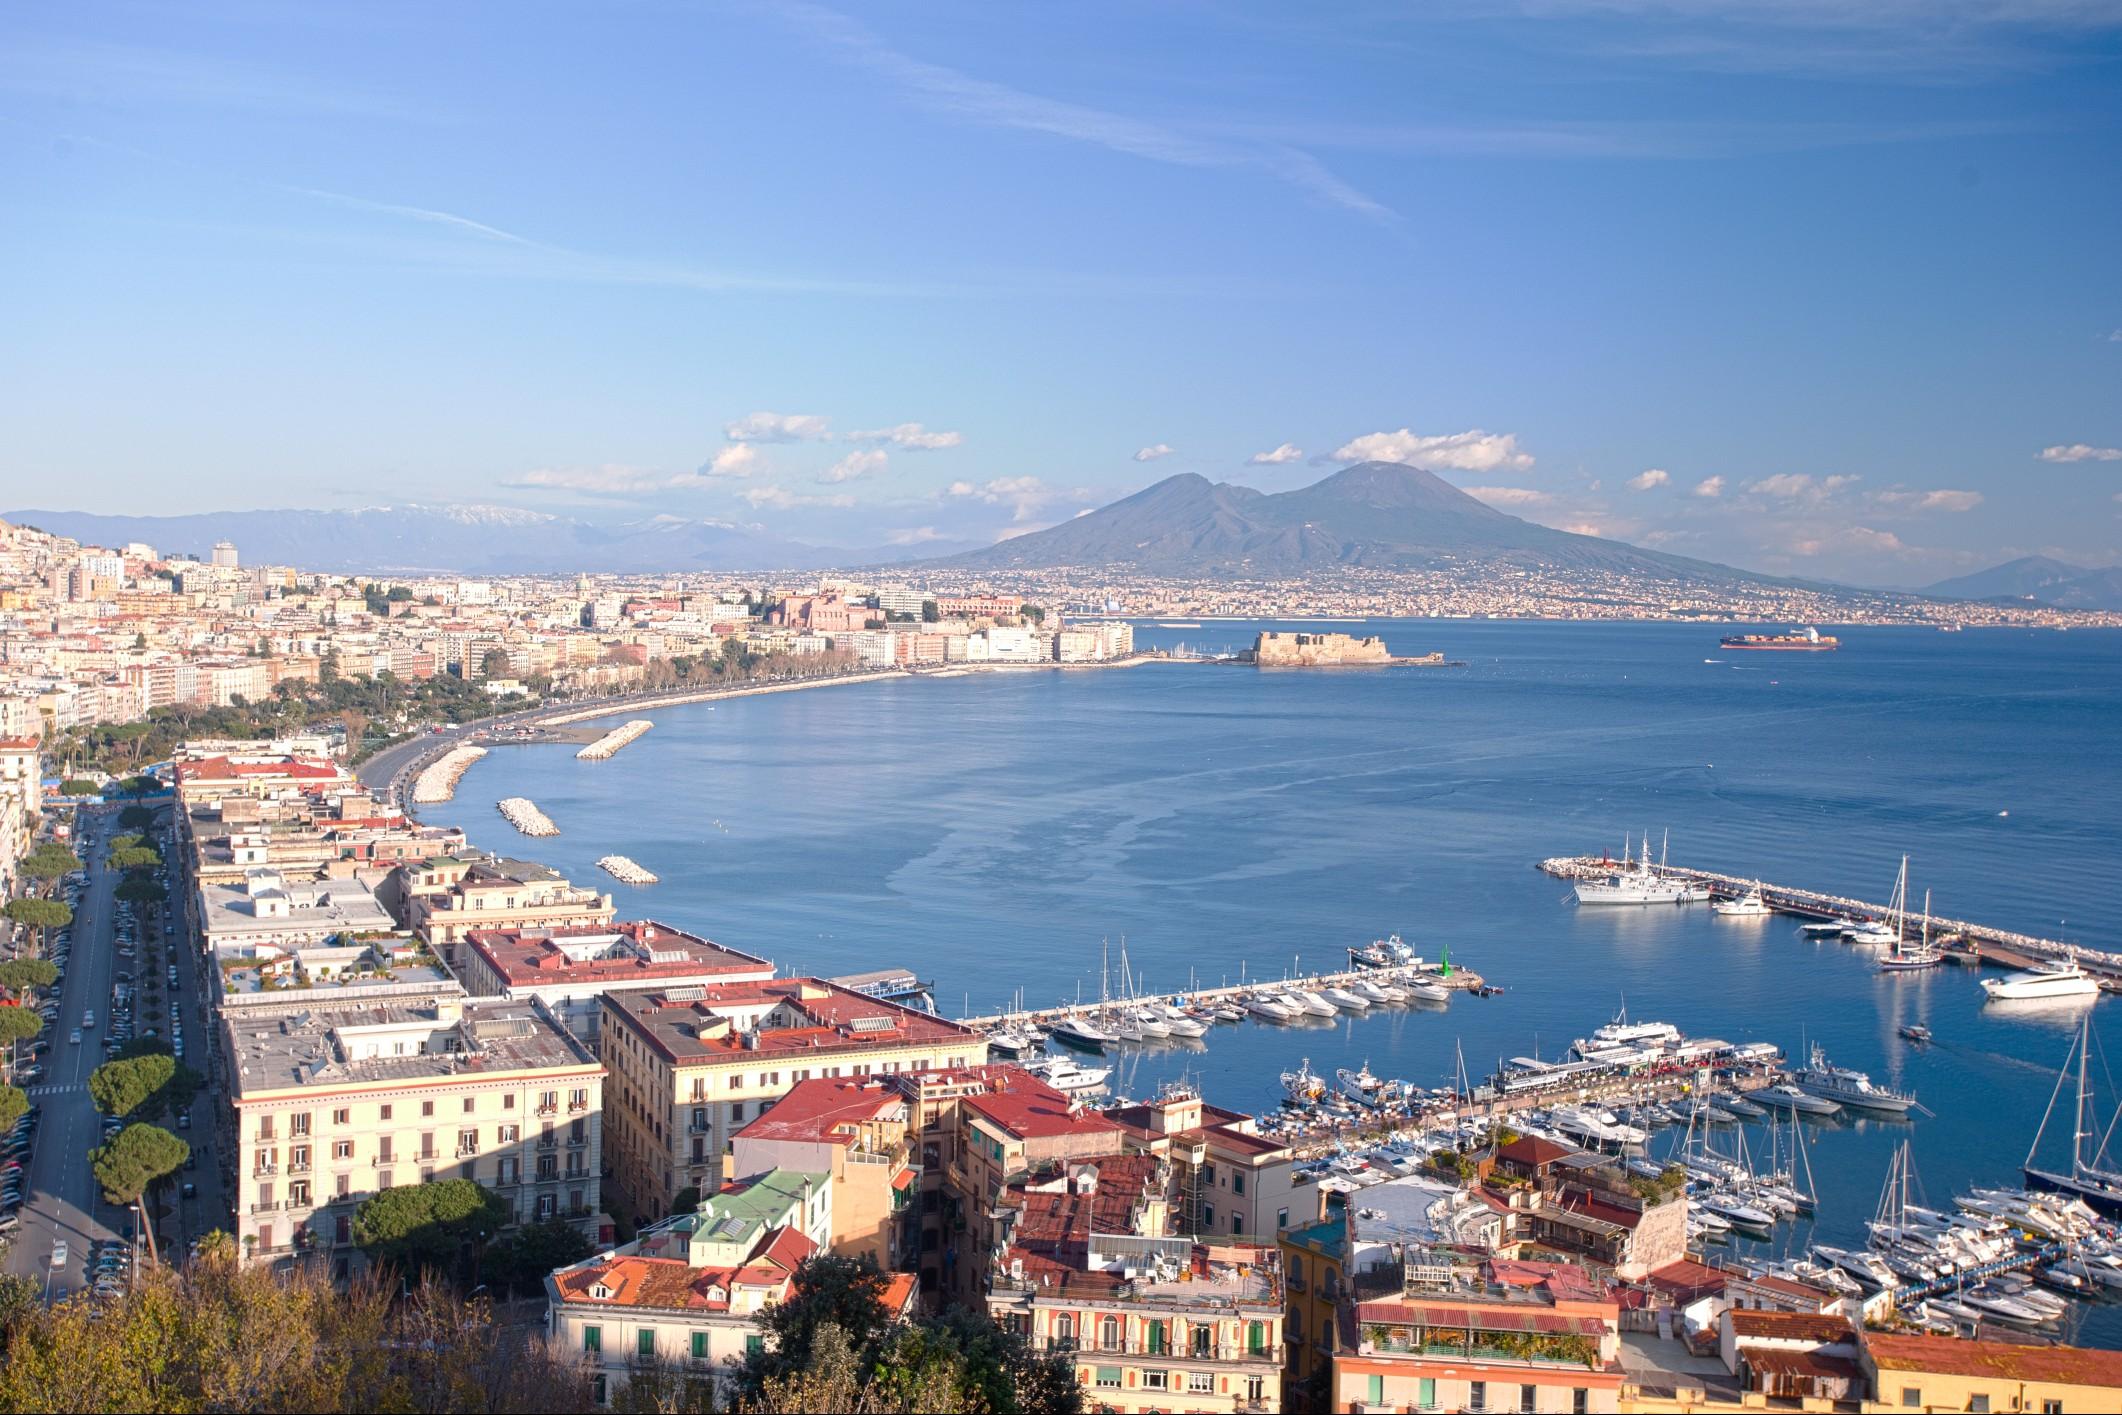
(1644, 1258, 1730, 1302)
(966, 1073, 1124, 1142)
(1498, 1135, 1576, 1167)
(734, 1077, 905, 1146)
(1488, 1259, 1609, 1304)
(175, 756, 343, 782)
(1358, 1299, 1611, 1338)
(1006, 1154, 1164, 1254)
(1729, 1310, 1852, 1343)
(466, 920, 769, 988)
(608, 980, 978, 1063)
(1559, 1189, 1644, 1230)
(1864, 1333, 2122, 1389)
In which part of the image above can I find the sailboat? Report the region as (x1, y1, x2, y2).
(1844, 857, 1908, 945)
(2022, 1016, 2122, 1215)
(1880, 888, 1943, 972)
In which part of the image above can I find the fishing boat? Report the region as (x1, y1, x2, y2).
(1349, 934, 1423, 969)
(1281, 1059, 1328, 1106)
(1337, 1061, 1393, 1104)
(1983, 955, 2101, 1002)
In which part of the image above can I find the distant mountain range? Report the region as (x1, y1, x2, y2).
(1925, 556, 2122, 612)
(0, 505, 978, 575)
(925, 461, 1793, 585)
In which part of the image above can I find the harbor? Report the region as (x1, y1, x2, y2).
(1540, 849, 2122, 985)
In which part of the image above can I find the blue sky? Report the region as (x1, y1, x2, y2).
(2, 1, 2119, 585)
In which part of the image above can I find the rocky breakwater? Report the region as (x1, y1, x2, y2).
(412, 744, 487, 803)
(577, 719, 653, 761)
(497, 796, 559, 837)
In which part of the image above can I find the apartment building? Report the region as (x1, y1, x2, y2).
(398, 854, 615, 968)
(456, 920, 773, 1043)
(196, 867, 398, 959)
(1859, 1332, 2122, 1414)
(0, 736, 41, 894)
(728, 1077, 916, 1270)
(1105, 1084, 1311, 1241)
(598, 981, 985, 1223)
(224, 992, 607, 1276)
(986, 1155, 1283, 1414)
(545, 1168, 916, 1408)
(1332, 1254, 1625, 1415)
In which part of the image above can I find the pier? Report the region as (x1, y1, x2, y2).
(1540, 855, 2120, 984)
(577, 719, 653, 760)
(411, 744, 486, 804)
(955, 959, 1488, 1031)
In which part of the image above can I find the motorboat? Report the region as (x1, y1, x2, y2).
(1161, 1013, 1208, 1039)
(1814, 1245, 1899, 1290)
(1712, 885, 1772, 917)
(1349, 979, 1394, 1005)
(1699, 1193, 1775, 1233)
(1799, 920, 1847, 937)
(1845, 920, 1902, 946)
(1792, 1043, 1915, 1114)
(1212, 1005, 1246, 1023)
(1024, 1055, 1110, 1092)
(1130, 1009, 1172, 1040)
(1898, 1024, 1933, 1044)
(1322, 986, 1371, 1011)
(1756, 1084, 1841, 1116)
(1289, 990, 1338, 1018)
(1984, 957, 2101, 1003)
(1721, 1094, 1767, 1119)
(1408, 980, 1450, 1003)
(1244, 995, 1299, 1024)
(1049, 1013, 1116, 1051)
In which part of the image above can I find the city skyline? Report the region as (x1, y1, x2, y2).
(3, 2, 2120, 586)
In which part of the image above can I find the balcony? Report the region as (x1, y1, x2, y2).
(288, 1161, 312, 1176)
(250, 1201, 282, 1213)
(535, 1104, 558, 1118)
(1028, 1337, 1280, 1363)
(567, 1100, 589, 1114)
(455, 1147, 480, 1160)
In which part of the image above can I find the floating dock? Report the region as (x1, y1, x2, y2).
(596, 854, 657, 884)
(578, 719, 653, 761)
(497, 797, 559, 837)
(1540, 854, 2120, 985)
(411, 745, 486, 804)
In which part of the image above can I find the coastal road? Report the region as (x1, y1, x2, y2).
(4, 807, 123, 1297)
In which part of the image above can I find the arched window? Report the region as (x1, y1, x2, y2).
(1099, 1315, 1120, 1351)
(1054, 1313, 1074, 1346)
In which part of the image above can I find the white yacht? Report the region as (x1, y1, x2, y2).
(1049, 1013, 1117, 1050)
(1289, 990, 1338, 1018)
(1024, 1055, 1111, 1092)
(1712, 885, 1772, 917)
(1757, 1084, 1841, 1116)
(1348, 979, 1394, 1005)
(1161, 1012, 1208, 1040)
(1322, 986, 1371, 1011)
(1350, 934, 1423, 969)
(1130, 1009, 1172, 1039)
(1574, 832, 1702, 905)
(1244, 994, 1299, 1024)
(1407, 979, 1450, 1003)
(1984, 957, 2101, 1002)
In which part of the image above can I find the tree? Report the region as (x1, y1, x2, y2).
(487, 1218, 594, 1297)
(0, 958, 59, 993)
(113, 1036, 172, 1060)
(0, 1085, 26, 1133)
(18, 844, 80, 881)
(736, 1255, 896, 1399)
(668, 1186, 700, 1215)
(89, 1052, 202, 1121)
(921, 600, 940, 624)
(88, 1122, 188, 1204)
(116, 877, 166, 906)
(108, 845, 162, 873)
(351, 1178, 507, 1274)
(58, 779, 99, 797)
(0, 1007, 42, 1046)
(2, 898, 71, 932)
(480, 648, 512, 679)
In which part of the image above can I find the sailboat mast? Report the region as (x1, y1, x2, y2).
(2078, 1016, 2093, 1180)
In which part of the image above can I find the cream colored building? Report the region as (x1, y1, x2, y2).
(225, 992, 608, 1277)
(598, 980, 985, 1222)
(398, 854, 614, 968)
(0, 736, 41, 894)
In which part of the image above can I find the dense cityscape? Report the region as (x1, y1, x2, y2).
(0, 521, 2105, 1412)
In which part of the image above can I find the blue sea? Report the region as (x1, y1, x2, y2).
(426, 621, 2122, 1339)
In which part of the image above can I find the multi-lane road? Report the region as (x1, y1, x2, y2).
(2, 805, 221, 1296)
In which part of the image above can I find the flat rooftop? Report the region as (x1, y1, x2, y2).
(198, 874, 395, 941)
(465, 920, 772, 989)
(225, 997, 598, 1098)
(604, 980, 979, 1065)
(218, 938, 460, 1001)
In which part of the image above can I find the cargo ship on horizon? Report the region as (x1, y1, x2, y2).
(1720, 626, 1839, 652)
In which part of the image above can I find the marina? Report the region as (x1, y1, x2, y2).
(576, 718, 654, 760)
(1541, 850, 2121, 985)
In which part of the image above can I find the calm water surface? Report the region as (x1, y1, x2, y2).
(428, 622, 2122, 1337)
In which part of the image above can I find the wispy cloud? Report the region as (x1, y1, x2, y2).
(945, 475, 1080, 522)
(1249, 442, 1305, 465)
(885, 526, 944, 545)
(701, 445, 760, 478)
(1333, 428, 1534, 473)
(2041, 443, 2122, 463)
(1872, 487, 1984, 512)
(780, 4, 1394, 222)
(850, 422, 963, 450)
(818, 449, 887, 484)
(1693, 475, 1726, 498)
(1627, 468, 1670, 491)
(1134, 444, 1176, 462)
(727, 412, 832, 443)
(1464, 486, 1551, 507)
(0, 38, 416, 119)
(740, 484, 856, 510)
(506, 464, 678, 496)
